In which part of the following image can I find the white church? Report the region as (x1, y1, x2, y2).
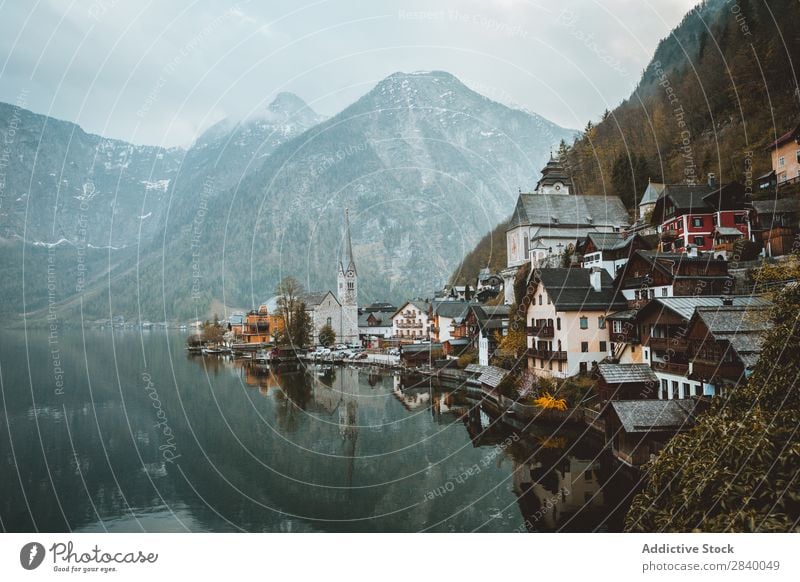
(302, 209, 360, 345)
(501, 156, 630, 304)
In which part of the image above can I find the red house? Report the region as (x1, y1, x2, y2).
(651, 179, 751, 254)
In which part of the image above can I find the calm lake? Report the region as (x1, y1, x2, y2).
(0, 329, 639, 532)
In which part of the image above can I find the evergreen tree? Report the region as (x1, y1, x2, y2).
(319, 324, 336, 347)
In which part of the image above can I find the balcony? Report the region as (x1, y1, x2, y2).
(690, 360, 744, 382)
(527, 348, 568, 361)
(646, 336, 689, 352)
(651, 360, 689, 376)
(527, 324, 554, 338)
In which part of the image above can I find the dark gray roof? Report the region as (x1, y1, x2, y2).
(535, 156, 572, 190)
(606, 309, 638, 321)
(586, 232, 635, 251)
(434, 301, 472, 319)
(661, 184, 715, 212)
(358, 310, 394, 327)
(753, 198, 800, 216)
(402, 342, 443, 353)
(535, 268, 628, 311)
(610, 399, 698, 433)
(508, 193, 629, 229)
(694, 304, 772, 334)
(478, 366, 508, 389)
(639, 182, 665, 206)
(471, 304, 511, 323)
(597, 363, 659, 385)
(300, 291, 337, 307)
(644, 296, 772, 322)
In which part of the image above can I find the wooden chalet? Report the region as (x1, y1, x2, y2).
(602, 399, 700, 467)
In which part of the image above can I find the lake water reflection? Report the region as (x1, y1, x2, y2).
(0, 330, 639, 532)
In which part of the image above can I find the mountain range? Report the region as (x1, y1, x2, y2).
(0, 70, 575, 323)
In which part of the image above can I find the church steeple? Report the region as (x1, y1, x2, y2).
(340, 208, 357, 275)
(337, 208, 357, 310)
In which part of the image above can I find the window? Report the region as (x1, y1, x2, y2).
(692, 217, 703, 228)
(558, 361, 563, 373)
(599, 341, 607, 353)
(538, 294, 542, 305)
(547, 296, 551, 304)
(712, 214, 717, 226)
(598, 316, 606, 329)
(695, 385, 702, 396)
(693, 236, 705, 246)
(779, 156, 785, 167)
(579, 362, 588, 375)
(579, 317, 588, 329)
(581, 341, 589, 353)
(672, 381, 679, 399)
(661, 379, 668, 399)
(644, 349, 649, 360)
(734, 214, 746, 224)
(548, 360, 553, 370)
(796, 149, 800, 163)
(556, 317, 561, 331)
(661, 287, 668, 297)
(326, 317, 332, 327)
(649, 289, 655, 299)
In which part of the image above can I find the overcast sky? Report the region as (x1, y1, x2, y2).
(0, 0, 698, 148)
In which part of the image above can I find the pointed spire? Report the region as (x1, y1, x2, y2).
(341, 208, 356, 274)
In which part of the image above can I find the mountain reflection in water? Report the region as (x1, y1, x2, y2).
(0, 330, 640, 532)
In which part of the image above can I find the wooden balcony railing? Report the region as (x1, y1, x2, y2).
(646, 336, 689, 352)
(651, 360, 689, 375)
(527, 348, 568, 361)
(690, 360, 744, 382)
(526, 324, 554, 338)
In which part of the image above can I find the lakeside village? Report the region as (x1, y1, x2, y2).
(184, 129, 800, 471)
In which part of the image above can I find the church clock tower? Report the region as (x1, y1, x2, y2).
(337, 209, 359, 344)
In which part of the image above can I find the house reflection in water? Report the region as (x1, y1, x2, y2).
(241, 363, 282, 397)
(392, 374, 431, 410)
(430, 391, 470, 425)
(512, 456, 606, 532)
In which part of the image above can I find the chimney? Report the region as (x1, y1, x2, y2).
(686, 244, 698, 258)
(708, 173, 716, 187)
(589, 267, 603, 293)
